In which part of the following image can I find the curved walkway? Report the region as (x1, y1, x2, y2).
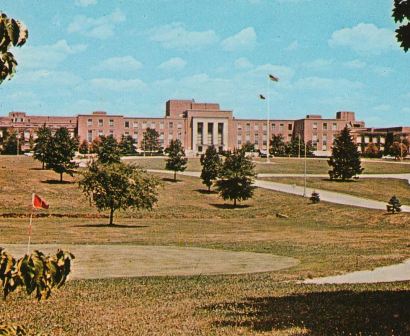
(149, 170, 410, 212)
(1, 244, 299, 280)
(304, 259, 410, 284)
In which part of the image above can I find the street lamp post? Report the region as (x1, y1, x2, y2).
(303, 141, 307, 197)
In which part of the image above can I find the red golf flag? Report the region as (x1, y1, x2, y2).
(32, 193, 49, 209)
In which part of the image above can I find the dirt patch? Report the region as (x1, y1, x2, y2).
(1, 244, 299, 279)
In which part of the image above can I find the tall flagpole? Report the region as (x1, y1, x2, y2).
(267, 78, 270, 162)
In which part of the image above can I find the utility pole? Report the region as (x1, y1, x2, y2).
(303, 141, 307, 197)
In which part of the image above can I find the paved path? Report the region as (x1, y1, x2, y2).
(304, 259, 410, 284)
(1, 244, 299, 280)
(149, 170, 410, 212)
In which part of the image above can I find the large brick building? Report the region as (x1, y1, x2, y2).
(0, 99, 407, 156)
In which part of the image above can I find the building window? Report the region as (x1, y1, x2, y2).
(125, 121, 130, 128)
(356, 136, 362, 143)
(98, 130, 103, 137)
(332, 123, 337, 131)
(133, 121, 139, 128)
(125, 131, 129, 136)
(109, 119, 114, 127)
(288, 124, 292, 131)
(312, 134, 318, 141)
(109, 130, 114, 135)
(198, 146, 203, 152)
(380, 137, 385, 144)
(323, 123, 327, 130)
(237, 124, 242, 130)
(271, 123, 275, 131)
(279, 124, 284, 132)
(98, 119, 103, 127)
(313, 122, 318, 130)
(169, 122, 173, 128)
(87, 130, 92, 142)
(238, 139, 242, 145)
(246, 123, 250, 131)
(87, 119, 92, 126)
(177, 123, 182, 129)
(160, 122, 164, 130)
(254, 125, 259, 131)
(364, 136, 370, 143)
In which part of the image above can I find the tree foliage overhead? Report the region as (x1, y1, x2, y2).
(97, 135, 121, 164)
(165, 139, 188, 181)
(393, 0, 410, 52)
(79, 161, 160, 225)
(328, 126, 363, 181)
(0, 12, 28, 84)
(33, 124, 52, 168)
(44, 127, 78, 182)
(200, 146, 221, 191)
(141, 128, 160, 155)
(215, 149, 256, 207)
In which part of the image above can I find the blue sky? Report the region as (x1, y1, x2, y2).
(0, 0, 409, 126)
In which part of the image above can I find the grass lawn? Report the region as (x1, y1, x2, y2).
(0, 156, 409, 335)
(126, 156, 410, 175)
(261, 176, 410, 205)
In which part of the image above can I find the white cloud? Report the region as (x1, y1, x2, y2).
(89, 78, 146, 91)
(68, 9, 125, 39)
(343, 60, 367, 69)
(303, 58, 333, 70)
(221, 27, 257, 52)
(234, 57, 253, 69)
(372, 104, 391, 112)
(94, 56, 142, 72)
(15, 70, 82, 86)
(148, 23, 218, 49)
(75, 0, 97, 7)
(295, 77, 364, 91)
(158, 57, 186, 71)
(329, 23, 397, 54)
(14, 40, 87, 70)
(371, 66, 394, 77)
(285, 40, 299, 51)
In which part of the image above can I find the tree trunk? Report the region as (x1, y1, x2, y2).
(109, 208, 114, 226)
(60, 172, 63, 182)
(208, 185, 211, 192)
(42, 161, 45, 170)
(174, 171, 176, 181)
(233, 198, 237, 207)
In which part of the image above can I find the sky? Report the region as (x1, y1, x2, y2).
(0, 0, 409, 126)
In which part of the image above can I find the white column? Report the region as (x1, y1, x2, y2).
(223, 121, 228, 150)
(192, 119, 198, 152)
(213, 121, 219, 147)
(203, 121, 208, 146)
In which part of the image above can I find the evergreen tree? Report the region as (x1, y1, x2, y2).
(141, 128, 160, 156)
(79, 161, 160, 225)
(200, 145, 222, 191)
(44, 127, 78, 182)
(215, 149, 256, 207)
(1, 129, 20, 155)
(79, 140, 89, 154)
(384, 132, 395, 156)
(33, 124, 52, 169)
(328, 126, 363, 181)
(165, 139, 188, 181)
(270, 134, 287, 157)
(119, 135, 136, 156)
(387, 195, 402, 213)
(97, 135, 121, 164)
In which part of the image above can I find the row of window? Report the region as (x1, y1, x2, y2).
(87, 119, 183, 130)
(237, 123, 293, 132)
(312, 122, 338, 131)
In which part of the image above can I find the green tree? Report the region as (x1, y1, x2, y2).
(119, 134, 136, 156)
(0, 12, 28, 84)
(200, 145, 222, 192)
(33, 124, 52, 169)
(286, 137, 314, 157)
(242, 142, 256, 152)
(363, 142, 381, 158)
(141, 128, 160, 156)
(79, 140, 89, 154)
(165, 139, 188, 181)
(28, 133, 35, 151)
(1, 129, 20, 155)
(384, 132, 395, 155)
(270, 134, 287, 157)
(390, 141, 408, 160)
(215, 149, 256, 207)
(44, 127, 78, 182)
(328, 126, 363, 181)
(89, 137, 101, 154)
(97, 135, 121, 164)
(79, 161, 160, 225)
(393, 0, 410, 52)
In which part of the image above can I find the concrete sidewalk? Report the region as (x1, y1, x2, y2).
(148, 169, 410, 212)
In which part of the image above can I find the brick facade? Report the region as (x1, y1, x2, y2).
(0, 99, 408, 156)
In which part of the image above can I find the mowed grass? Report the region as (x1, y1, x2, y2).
(0, 156, 409, 335)
(262, 177, 410, 205)
(127, 156, 410, 174)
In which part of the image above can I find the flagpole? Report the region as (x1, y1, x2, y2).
(267, 78, 270, 163)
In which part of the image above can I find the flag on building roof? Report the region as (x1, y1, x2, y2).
(259, 94, 266, 100)
(32, 193, 49, 209)
(268, 74, 279, 82)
